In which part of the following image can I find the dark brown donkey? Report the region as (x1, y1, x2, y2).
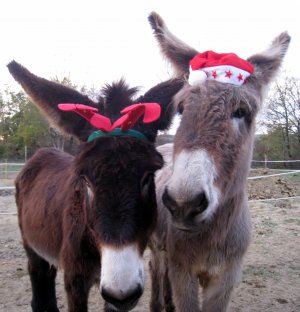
(147, 12, 291, 312)
(8, 61, 183, 312)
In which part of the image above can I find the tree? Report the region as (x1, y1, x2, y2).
(0, 78, 100, 160)
(262, 74, 300, 161)
(0, 88, 49, 159)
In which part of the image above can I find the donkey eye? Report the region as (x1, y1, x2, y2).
(232, 108, 248, 119)
(141, 172, 154, 187)
(80, 175, 91, 187)
(141, 172, 155, 196)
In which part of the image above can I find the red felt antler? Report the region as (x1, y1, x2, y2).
(58, 104, 112, 131)
(113, 103, 161, 131)
(58, 102, 161, 132)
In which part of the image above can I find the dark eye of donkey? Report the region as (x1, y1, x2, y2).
(232, 107, 247, 119)
(81, 175, 91, 188)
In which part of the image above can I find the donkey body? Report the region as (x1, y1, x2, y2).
(148, 13, 291, 312)
(8, 61, 183, 312)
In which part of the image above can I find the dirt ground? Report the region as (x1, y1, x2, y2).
(0, 169, 300, 311)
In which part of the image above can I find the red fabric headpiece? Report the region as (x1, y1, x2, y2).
(189, 51, 254, 86)
(58, 102, 161, 132)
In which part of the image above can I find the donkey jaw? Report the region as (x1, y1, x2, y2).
(100, 244, 145, 309)
(168, 149, 220, 222)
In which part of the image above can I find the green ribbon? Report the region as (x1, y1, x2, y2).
(87, 128, 147, 142)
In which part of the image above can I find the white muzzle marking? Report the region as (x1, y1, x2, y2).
(168, 149, 220, 220)
(100, 244, 145, 300)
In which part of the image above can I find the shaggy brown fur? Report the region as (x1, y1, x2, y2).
(8, 61, 184, 312)
(148, 12, 290, 312)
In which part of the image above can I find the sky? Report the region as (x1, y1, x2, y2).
(1, 0, 299, 89)
(1, 0, 299, 134)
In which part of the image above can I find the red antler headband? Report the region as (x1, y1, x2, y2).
(188, 51, 254, 86)
(58, 102, 161, 132)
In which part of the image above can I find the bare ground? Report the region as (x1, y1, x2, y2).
(0, 169, 300, 311)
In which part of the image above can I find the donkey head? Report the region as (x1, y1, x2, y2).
(8, 61, 183, 310)
(149, 12, 290, 231)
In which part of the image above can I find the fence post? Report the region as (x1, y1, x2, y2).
(4, 159, 8, 179)
(264, 154, 267, 169)
(25, 145, 27, 163)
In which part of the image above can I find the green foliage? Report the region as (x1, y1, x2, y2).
(253, 73, 300, 167)
(0, 77, 99, 160)
(0, 88, 49, 159)
(253, 130, 284, 159)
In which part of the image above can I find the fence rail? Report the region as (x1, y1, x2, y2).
(1, 162, 300, 189)
(0, 186, 15, 190)
(248, 170, 300, 180)
(0, 162, 25, 166)
(252, 160, 300, 163)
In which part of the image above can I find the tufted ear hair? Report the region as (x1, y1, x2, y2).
(7, 60, 98, 142)
(148, 12, 198, 76)
(246, 32, 291, 97)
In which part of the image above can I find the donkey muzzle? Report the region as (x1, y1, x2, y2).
(101, 285, 143, 311)
(162, 187, 209, 222)
(100, 244, 145, 310)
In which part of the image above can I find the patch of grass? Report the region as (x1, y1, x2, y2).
(243, 265, 280, 281)
(284, 172, 300, 182)
(261, 217, 277, 227)
(283, 218, 300, 226)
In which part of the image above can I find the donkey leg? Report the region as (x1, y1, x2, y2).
(64, 271, 92, 312)
(149, 249, 167, 312)
(25, 245, 59, 312)
(202, 265, 241, 312)
(163, 266, 175, 312)
(168, 264, 200, 312)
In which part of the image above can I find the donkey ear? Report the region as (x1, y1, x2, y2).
(7, 61, 98, 141)
(148, 12, 198, 76)
(137, 78, 184, 131)
(247, 32, 291, 92)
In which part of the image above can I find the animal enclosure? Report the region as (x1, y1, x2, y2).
(1, 188, 300, 311)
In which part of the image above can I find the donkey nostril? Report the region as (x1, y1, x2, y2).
(162, 188, 177, 215)
(189, 192, 209, 217)
(101, 286, 143, 310)
(198, 192, 208, 212)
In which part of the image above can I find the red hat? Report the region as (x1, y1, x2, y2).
(189, 51, 254, 86)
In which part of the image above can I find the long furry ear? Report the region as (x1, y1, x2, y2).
(135, 78, 184, 141)
(7, 61, 98, 141)
(148, 12, 198, 76)
(247, 32, 291, 94)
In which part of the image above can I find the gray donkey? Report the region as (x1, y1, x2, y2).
(148, 12, 291, 312)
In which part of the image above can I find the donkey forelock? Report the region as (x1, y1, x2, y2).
(100, 79, 140, 120)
